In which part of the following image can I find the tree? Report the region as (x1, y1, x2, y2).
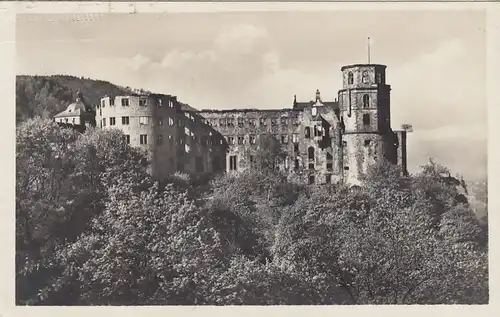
(401, 123, 413, 132)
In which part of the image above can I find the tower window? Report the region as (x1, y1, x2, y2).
(312, 107, 317, 116)
(348, 72, 354, 85)
(363, 114, 370, 125)
(376, 73, 383, 84)
(363, 94, 370, 108)
(305, 127, 311, 139)
(362, 71, 369, 84)
(124, 135, 130, 144)
(308, 146, 315, 161)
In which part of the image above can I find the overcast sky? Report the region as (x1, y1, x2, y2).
(16, 10, 487, 180)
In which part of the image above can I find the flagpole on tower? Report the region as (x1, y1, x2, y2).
(368, 37, 371, 64)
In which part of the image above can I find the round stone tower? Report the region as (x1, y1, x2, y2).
(338, 64, 392, 186)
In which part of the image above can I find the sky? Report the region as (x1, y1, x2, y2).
(16, 10, 487, 180)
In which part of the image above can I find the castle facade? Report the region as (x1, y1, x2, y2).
(53, 63, 408, 186)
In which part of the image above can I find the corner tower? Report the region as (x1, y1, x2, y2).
(338, 64, 392, 185)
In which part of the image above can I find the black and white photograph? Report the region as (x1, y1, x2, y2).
(6, 1, 494, 309)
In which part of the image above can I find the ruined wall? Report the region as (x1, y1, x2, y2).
(198, 102, 343, 185)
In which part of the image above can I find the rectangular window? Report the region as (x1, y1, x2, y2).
(271, 118, 277, 126)
(249, 135, 256, 144)
(326, 174, 332, 184)
(364, 139, 371, 146)
(185, 144, 191, 153)
(102, 118, 106, 127)
(294, 143, 299, 153)
(294, 159, 299, 170)
(309, 175, 315, 185)
(140, 134, 148, 145)
(124, 134, 130, 144)
(238, 118, 244, 127)
(121, 98, 129, 107)
(168, 100, 174, 108)
(156, 134, 163, 145)
(229, 155, 237, 171)
(72, 118, 75, 124)
(139, 99, 147, 106)
(238, 136, 244, 145)
(259, 118, 266, 126)
(292, 133, 298, 143)
(250, 155, 254, 166)
(227, 136, 235, 145)
(109, 117, 116, 126)
(156, 117, 163, 125)
(139, 116, 149, 125)
(122, 116, 130, 125)
(308, 163, 315, 170)
(281, 117, 288, 125)
(158, 99, 163, 107)
(249, 118, 256, 126)
(101, 100, 106, 107)
(168, 117, 174, 126)
(109, 98, 115, 106)
(327, 163, 333, 171)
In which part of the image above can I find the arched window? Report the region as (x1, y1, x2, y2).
(347, 72, 354, 85)
(308, 146, 315, 160)
(363, 114, 370, 125)
(305, 127, 311, 138)
(363, 94, 370, 108)
(362, 71, 369, 84)
(312, 107, 317, 116)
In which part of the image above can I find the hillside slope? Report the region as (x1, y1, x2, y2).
(16, 75, 199, 123)
(16, 75, 134, 123)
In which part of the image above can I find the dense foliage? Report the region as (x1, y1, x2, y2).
(16, 75, 134, 123)
(16, 118, 488, 305)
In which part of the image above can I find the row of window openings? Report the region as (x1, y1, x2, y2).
(225, 126, 325, 145)
(347, 71, 384, 85)
(100, 116, 185, 127)
(100, 98, 175, 108)
(207, 116, 299, 128)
